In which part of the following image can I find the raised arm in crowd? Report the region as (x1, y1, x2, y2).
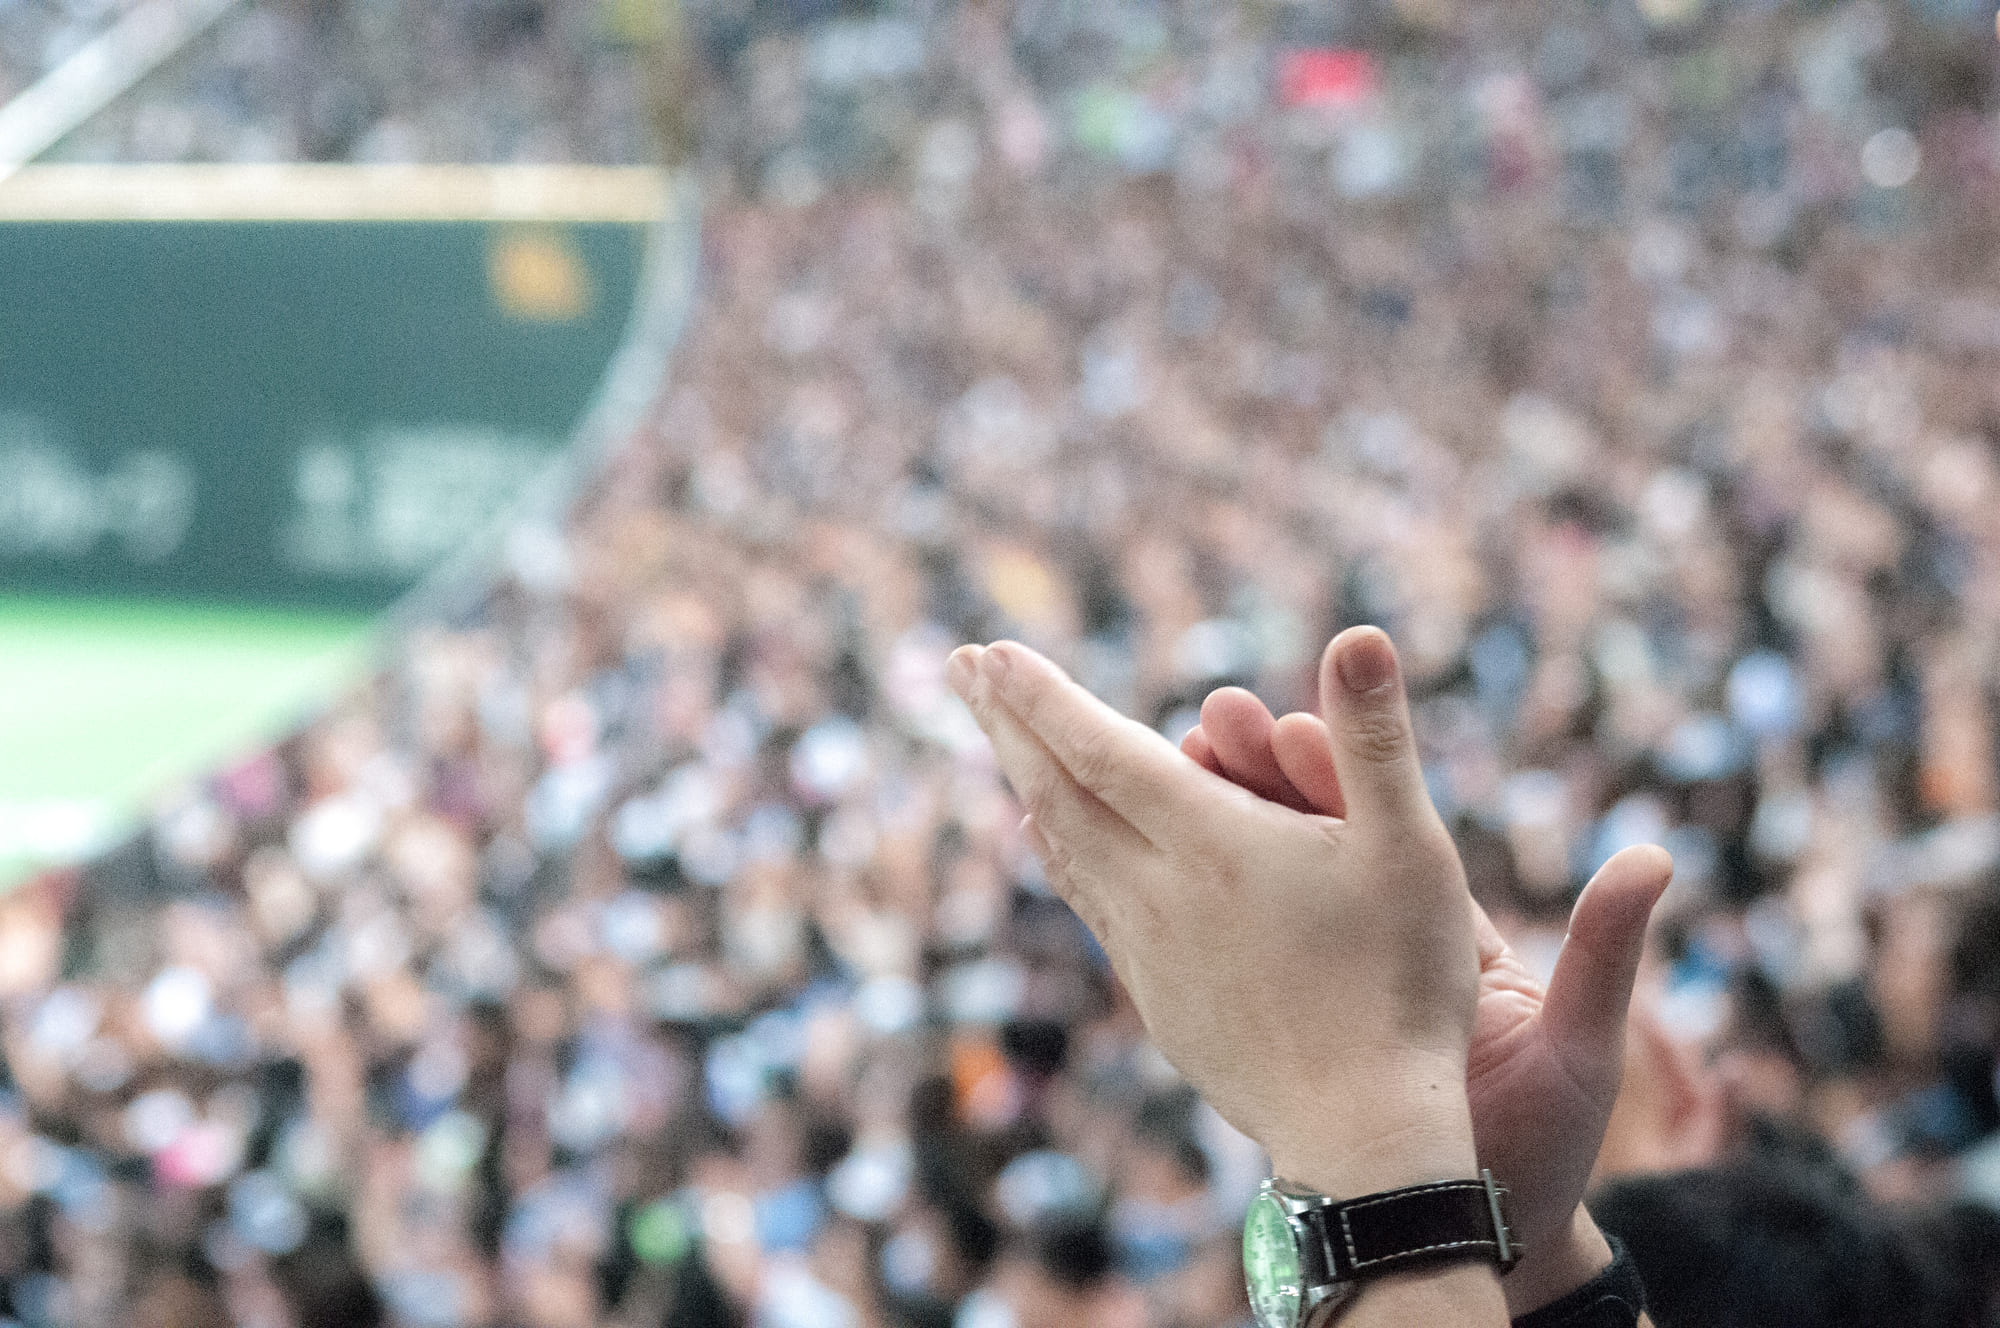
(950, 626, 1664, 1327)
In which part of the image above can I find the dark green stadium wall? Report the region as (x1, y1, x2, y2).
(0, 216, 647, 609)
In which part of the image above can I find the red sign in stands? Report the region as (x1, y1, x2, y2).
(1280, 49, 1379, 110)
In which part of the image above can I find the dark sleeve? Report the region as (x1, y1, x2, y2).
(1511, 1233, 1648, 1328)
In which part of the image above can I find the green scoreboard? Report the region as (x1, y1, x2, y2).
(0, 165, 664, 609)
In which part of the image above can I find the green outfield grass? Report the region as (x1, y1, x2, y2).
(0, 597, 374, 885)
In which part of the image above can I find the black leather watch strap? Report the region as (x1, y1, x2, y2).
(1301, 1170, 1519, 1283)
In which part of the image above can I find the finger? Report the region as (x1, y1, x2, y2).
(950, 647, 1150, 869)
(1199, 687, 1316, 813)
(1031, 816, 1141, 992)
(1269, 712, 1346, 818)
(1541, 844, 1675, 1090)
(977, 640, 1204, 846)
(1316, 626, 1433, 826)
(1021, 814, 1115, 944)
(1470, 894, 1510, 969)
(1180, 725, 1225, 777)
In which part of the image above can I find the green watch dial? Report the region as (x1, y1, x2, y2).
(1243, 1186, 1304, 1328)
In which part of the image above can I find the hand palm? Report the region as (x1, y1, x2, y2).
(1465, 906, 1611, 1249)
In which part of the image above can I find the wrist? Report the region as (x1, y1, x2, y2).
(1264, 1078, 1479, 1198)
(1342, 1261, 1509, 1328)
(1501, 1204, 1615, 1319)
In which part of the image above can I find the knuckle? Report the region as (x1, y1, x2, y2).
(1044, 863, 1111, 942)
(1012, 769, 1063, 820)
(1077, 901, 1115, 951)
(1342, 707, 1410, 766)
(1127, 884, 1173, 947)
(1010, 680, 1057, 736)
(1170, 835, 1237, 892)
(1037, 832, 1076, 879)
(1041, 859, 1077, 904)
(1064, 727, 1124, 793)
(1308, 815, 1348, 853)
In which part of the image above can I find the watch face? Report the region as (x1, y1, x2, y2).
(1242, 1187, 1304, 1328)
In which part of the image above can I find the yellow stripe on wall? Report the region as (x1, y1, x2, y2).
(0, 164, 671, 223)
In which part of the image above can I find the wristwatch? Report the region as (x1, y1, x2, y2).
(1242, 1170, 1520, 1327)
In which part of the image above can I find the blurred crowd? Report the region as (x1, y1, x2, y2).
(9, 0, 2000, 1324)
(0, 0, 132, 109)
(3, 0, 655, 164)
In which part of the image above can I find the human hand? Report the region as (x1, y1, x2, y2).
(945, 628, 1484, 1200)
(1182, 684, 1673, 1314)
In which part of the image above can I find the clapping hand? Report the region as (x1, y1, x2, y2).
(948, 626, 1671, 1319)
(948, 628, 1486, 1204)
(1181, 665, 1672, 1314)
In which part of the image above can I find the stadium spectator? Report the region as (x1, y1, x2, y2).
(1, 0, 1999, 1323)
(1591, 1121, 2000, 1328)
(8, 0, 654, 165)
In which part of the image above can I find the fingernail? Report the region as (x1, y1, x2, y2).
(1336, 630, 1395, 694)
(947, 647, 981, 698)
(981, 645, 1012, 686)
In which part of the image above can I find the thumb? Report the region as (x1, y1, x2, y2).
(1316, 626, 1432, 825)
(1541, 844, 1674, 1093)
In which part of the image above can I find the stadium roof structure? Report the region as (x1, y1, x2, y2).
(0, 0, 248, 183)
